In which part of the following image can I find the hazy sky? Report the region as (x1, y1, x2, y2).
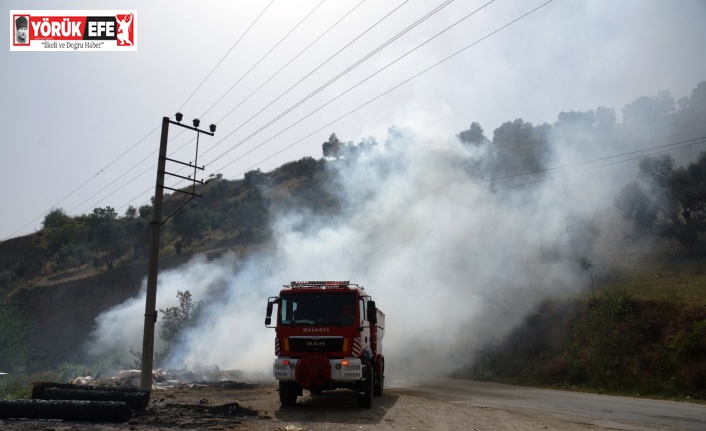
(2, 0, 705, 240)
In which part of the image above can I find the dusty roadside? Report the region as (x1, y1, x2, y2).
(0, 381, 675, 431)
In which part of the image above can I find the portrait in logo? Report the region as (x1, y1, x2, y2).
(115, 13, 133, 46)
(15, 15, 29, 44)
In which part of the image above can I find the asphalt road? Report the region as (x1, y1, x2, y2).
(392, 378, 706, 430)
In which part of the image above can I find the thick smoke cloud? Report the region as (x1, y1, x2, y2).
(88, 120, 636, 381)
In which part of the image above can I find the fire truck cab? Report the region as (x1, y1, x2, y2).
(265, 281, 385, 408)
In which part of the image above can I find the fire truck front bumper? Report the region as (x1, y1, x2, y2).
(273, 357, 363, 381)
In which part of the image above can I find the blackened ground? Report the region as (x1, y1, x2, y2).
(0, 380, 680, 431)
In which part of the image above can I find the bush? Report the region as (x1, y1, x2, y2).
(0, 374, 32, 400)
(567, 289, 645, 389)
(0, 302, 32, 371)
(156, 291, 205, 366)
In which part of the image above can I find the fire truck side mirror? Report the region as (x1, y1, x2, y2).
(265, 302, 273, 326)
(367, 301, 377, 325)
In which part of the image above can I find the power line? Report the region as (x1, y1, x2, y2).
(177, 0, 277, 113)
(4, 4, 279, 239)
(200, 0, 370, 133)
(197, 0, 413, 163)
(199, 0, 329, 119)
(206, 0, 411, 138)
(201, 0, 454, 166)
(83, 0, 550, 221)
(489, 136, 706, 192)
(75, 128, 193, 214)
(4, 123, 162, 240)
(159, 0, 457, 197)
(12, 1, 548, 236)
(87, 1, 368, 216)
(484, 136, 706, 184)
(112, 0, 438, 210)
(217, 0, 540, 176)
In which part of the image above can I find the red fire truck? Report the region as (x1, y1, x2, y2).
(264, 281, 385, 408)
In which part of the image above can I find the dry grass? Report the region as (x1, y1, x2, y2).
(597, 234, 706, 305)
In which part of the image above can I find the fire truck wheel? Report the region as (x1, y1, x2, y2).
(279, 381, 298, 407)
(373, 366, 384, 396)
(357, 367, 373, 408)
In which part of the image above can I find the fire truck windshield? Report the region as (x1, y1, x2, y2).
(280, 292, 356, 326)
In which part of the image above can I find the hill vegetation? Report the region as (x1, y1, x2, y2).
(1, 81, 706, 400)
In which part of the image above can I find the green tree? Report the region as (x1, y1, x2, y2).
(322, 133, 343, 159)
(138, 204, 152, 218)
(125, 205, 137, 218)
(42, 208, 71, 230)
(243, 168, 266, 188)
(56, 243, 89, 273)
(458, 122, 488, 145)
(205, 176, 230, 205)
(170, 206, 208, 255)
(54, 243, 75, 273)
(340, 137, 377, 161)
(124, 217, 150, 260)
(622, 91, 675, 127)
(231, 190, 268, 239)
(72, 244, 91, 272)
(616, 153, 706, 253)
(672, 81, 706, 142)
(88, 206, 126, 270)
(299, 156, 320, 179)
(41, 208, 87, 254)
(492, 119, 551, 174)
(156, 290, 205, 366)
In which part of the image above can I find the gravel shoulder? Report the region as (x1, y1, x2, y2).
(0, 381, 682, 430)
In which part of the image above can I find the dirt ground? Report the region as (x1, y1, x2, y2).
(0, 381, 675, 431)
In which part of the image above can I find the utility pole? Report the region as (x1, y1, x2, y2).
(140, 113, 216, 391)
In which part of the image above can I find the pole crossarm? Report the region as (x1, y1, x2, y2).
(163, 170, 205, 184)
(164, 157, 206, 170)
(168, 119, 215, 136)
(162, 185, 202, 197)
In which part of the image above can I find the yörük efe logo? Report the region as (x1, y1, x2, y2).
(10, 10, 137, 51)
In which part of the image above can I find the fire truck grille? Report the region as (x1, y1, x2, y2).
(288, 337, 344, 352)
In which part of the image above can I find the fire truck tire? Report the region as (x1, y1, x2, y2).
(356, 367, 373, 408)
(279, 381, 298, 407)
(373, 366, 384, 396)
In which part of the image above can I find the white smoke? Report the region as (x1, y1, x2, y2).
(87, 127, 630, 380)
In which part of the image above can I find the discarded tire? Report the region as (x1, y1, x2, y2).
(32, 382, 150, 410)
(0, 399, 132, 422)
(41, 387, 150, 410)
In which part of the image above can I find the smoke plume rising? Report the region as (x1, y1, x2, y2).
(88, 119, 645, 381)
